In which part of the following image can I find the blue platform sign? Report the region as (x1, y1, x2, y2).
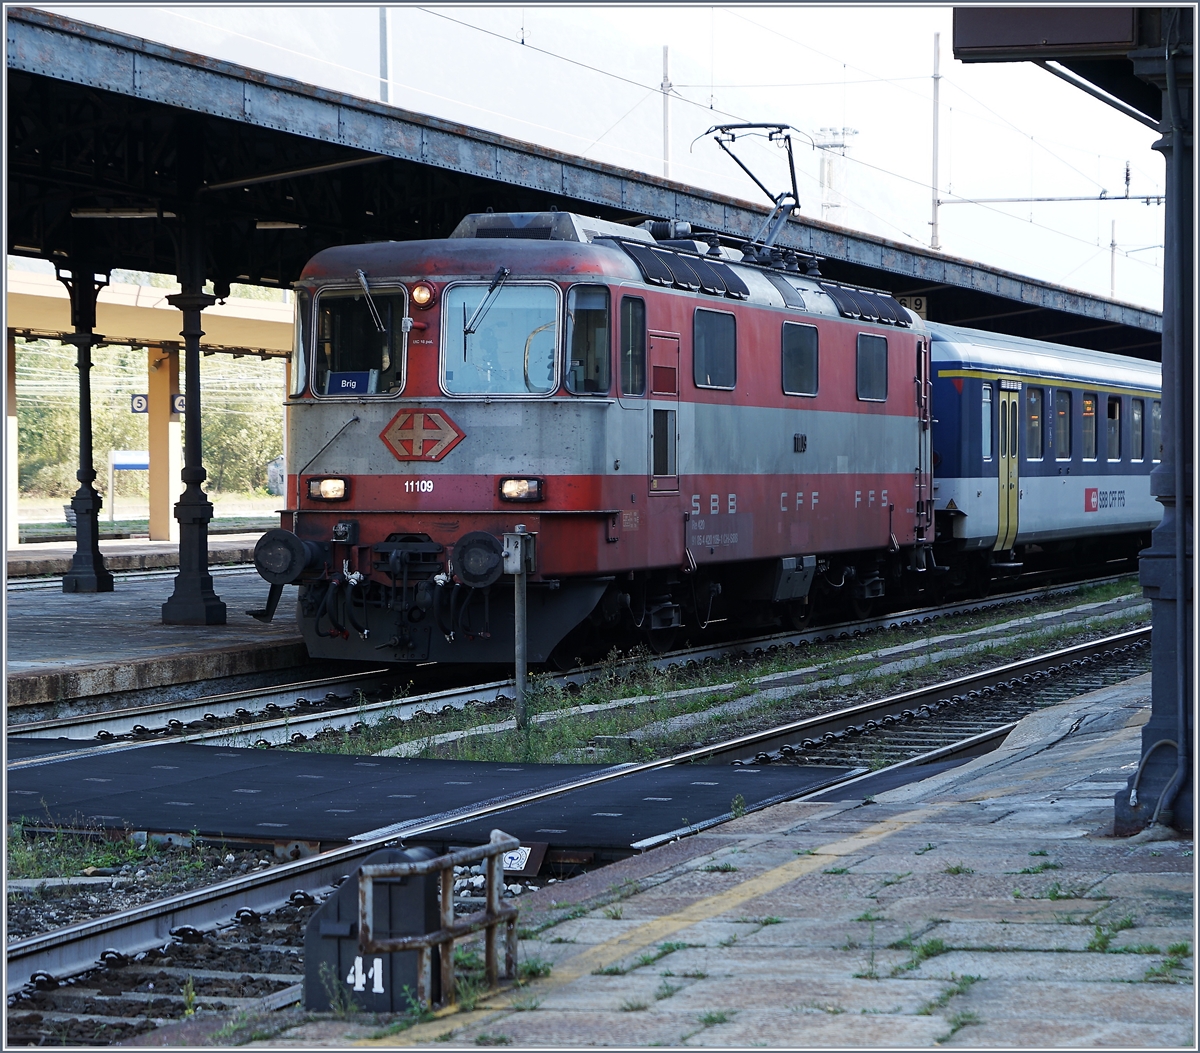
(130, 394, 148, 413)
(326, 370, 378, 395)
(172, 393, 186, 414)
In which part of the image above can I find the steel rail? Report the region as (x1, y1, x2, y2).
(708, 626, 1150, 765)
(5, 626, 1148, 994)
(7, 575, 1134, 762)
(8, 668, 396, 739)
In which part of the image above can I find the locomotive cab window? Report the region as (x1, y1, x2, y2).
(693, 309, 736, 389)
(292, 289, 312, 396)
(1107, 397, 1122, 460)
(1082, 393, 1098, 459)
(782, 322, 818, 396)
(620, 296, 647, 396)
(1152, 400, 1162, 461)
(314, 287, 408, 397)
(981, 385, 993, 460)
(856, 334, 888, 402)
(442, 282, 558, 395)
(1025, 387, 1043, 460)
(1131, 398, 1145, 461)
(1055, 390, 1071, 459)
(565, 285, 610, 394)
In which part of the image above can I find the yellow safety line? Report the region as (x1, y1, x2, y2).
(360, 804, 940, 1046)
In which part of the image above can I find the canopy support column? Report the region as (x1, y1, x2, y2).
(56, 250, 113, 594)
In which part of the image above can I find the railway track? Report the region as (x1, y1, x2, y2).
(7, 626, 1151, 1040)
(8, 576, 1138, 767)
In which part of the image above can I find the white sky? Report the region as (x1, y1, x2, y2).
(35, 4, 1167, 312)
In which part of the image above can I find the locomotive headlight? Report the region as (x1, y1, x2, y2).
(499, 477, 545, 502)
(411, 282, 435, 308)
(308, 477, 349, 501)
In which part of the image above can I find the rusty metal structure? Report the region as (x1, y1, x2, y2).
(357, 830, 520, 1008)
(6, 6, 1164, 626)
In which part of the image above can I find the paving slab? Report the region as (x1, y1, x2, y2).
(230, 672, 1192, 1048)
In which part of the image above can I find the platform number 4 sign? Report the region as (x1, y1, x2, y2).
(347, 955, 385, 994)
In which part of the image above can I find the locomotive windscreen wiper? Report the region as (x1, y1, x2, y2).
(463, 267, 511, 337)
(355, 269, 386, 333)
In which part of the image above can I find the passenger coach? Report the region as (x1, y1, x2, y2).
(929, 323, 1162, 589)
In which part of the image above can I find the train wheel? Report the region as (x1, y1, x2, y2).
(786, 598, 814, 631)
(645, 627, 679, 654)
(850, 594, 876, 621)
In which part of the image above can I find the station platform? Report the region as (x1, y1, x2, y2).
(247, 672, 1193, 1049)
(5, 565, 307, 712)
(7, 532, 262, 579)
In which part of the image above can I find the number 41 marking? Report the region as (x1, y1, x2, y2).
(347, 955, 385, 993)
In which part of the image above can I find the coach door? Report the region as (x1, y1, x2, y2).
(996, 386, 1020, 551)
(648, 333, 680, 492)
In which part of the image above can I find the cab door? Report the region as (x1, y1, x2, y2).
(995, 387, 1020, 551)
(648, 333, 680, 493)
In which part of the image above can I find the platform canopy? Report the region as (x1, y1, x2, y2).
(7, 271, 292, 356)
(7, 6, 1161, 359)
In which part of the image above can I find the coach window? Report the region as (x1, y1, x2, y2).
(1082, 393, 1098, 459)
(1152, 400, 1162, 461)
(620, 296, 646, 396)
(565, 286, 611, 394)
(1055, 390, 1071, 459)
(442, 282, 558, 395)
(314, 286, 408, 397)
(1025, 387, 1044, 459)
(981, 385, 993, 460)
(1107, 396, 1121, 460)
(694, 309, 737, 389)
(1130, 399, 1145, 461)
(856, 334, 888, 401)
(291, 288, 311, 395)
(782, 322, 818, 396)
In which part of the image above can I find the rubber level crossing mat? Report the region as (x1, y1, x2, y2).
(7, 742, 853, 851)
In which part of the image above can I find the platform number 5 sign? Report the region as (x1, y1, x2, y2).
(347, 955, 385, 994)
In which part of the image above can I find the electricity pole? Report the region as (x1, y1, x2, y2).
(379, 7, 390, 103)
(662, 46, 671, 179)
(931, 32, 941, 250)
(1110, 220, 1118, 298)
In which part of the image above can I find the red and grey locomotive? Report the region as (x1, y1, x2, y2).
(252, 209, 934, 665)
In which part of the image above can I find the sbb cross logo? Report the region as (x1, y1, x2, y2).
(1084, 487, 1099, 512)
(380, 407, 465, 461)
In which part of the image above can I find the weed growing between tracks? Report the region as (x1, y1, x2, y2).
(6, 821, 292, 940)
(279, 579, 1144, 767)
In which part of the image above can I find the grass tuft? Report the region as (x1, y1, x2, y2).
(917, 973, 981, 1015)
(517, 955, 553, 981)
